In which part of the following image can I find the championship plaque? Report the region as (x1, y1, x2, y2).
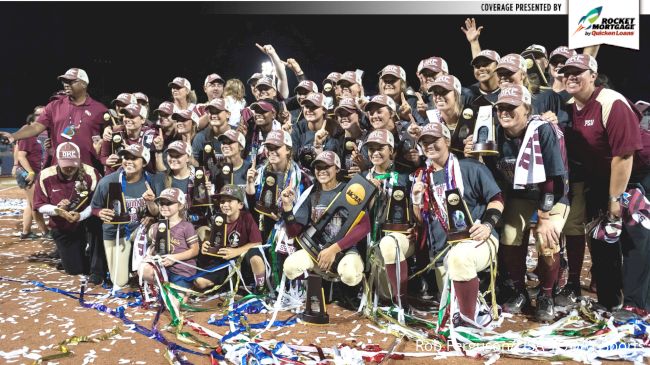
(154, 219, 170, 256)
(107, 182, 130, 224)
(381, 186, 411, 234)
(202, 143, 218, 170)
(524, 55, 549, 89)
(68, 181, 89, 212)
(111, 132, 124, 166)
(298, 146, 316, 169)
(254, 171, 279, 217)
(445, 188, 473, 243)
(191, 168, 212, 207)
(213, 161, 233, 194)
(204, 213, 227, 257)
(450, 107, 477, 153)
(470, 105, 498, 156)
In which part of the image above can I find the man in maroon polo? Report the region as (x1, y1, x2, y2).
(562, 54, 650, 313)
(1, 68, 107, 169)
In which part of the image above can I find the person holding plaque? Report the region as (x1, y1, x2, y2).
(191, 98, 231, 166)
(218, 130, 251, 190)
(91, 144, 165, 287)
(428, 75, 475, 154)
(140, 188, 199, 290)
(411, 122, 503, 327)
(194, 185, 264, 293)
(480, 84, 569, 322)
(34, 142, 101, 276)
(282, 151, 370, 288)
(335, 97, 367, 177)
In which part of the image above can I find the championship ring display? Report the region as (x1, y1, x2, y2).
(154, 219, 170, 256)
(254, 171, 279, 217)
(470, 105, 499, 156)
(107, 182, 131, 224)
(450, 107, 477, 153)
(381, 186, 411, 234)
(191, 168, 212, 207)
(204, 213, 227, 257)
(445, 188, 473, 243)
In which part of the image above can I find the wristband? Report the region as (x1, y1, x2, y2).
(609, 194, 622, 203)
(281, 210, 296, 223)
(539, 193, 554, 212)
(481, 208, 502, 228)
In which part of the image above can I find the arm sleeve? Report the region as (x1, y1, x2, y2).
(335, 213, 370, 251)
(78, 205, 92, 221)
(38, 204, 58, 216)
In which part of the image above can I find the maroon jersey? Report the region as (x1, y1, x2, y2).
(16, 137, 44, 175)
(33, 164, 101, 231)
(149, 221, 198, 277)
(36, 95, 107, 167)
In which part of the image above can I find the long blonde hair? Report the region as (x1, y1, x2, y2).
(224, 79, 245, 101)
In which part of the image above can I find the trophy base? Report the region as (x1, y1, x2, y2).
(382, 223, 411, 234)
(447, 230, 471, 243)
(470, 142, 499, 156)
(107, 214, 131, 225)
(300, 275, 330, 325)
(450, 147, 465, 154)
(300, 311, 330, 325)
(254, 204, 277, 218)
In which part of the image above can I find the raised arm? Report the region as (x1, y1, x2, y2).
(461, 18, 483, 59)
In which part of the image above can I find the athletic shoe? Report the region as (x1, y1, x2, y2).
(20, 232, 40, 240)
(554, 283, 580, 307)
(502, 289, 530, 314)
(535, 293, 555, 322)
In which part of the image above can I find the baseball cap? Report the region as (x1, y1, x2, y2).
(206, 98, 227, 112)
(418, 121, 451, 142)
(312, 150, 341, 169)
(428, 75, 461, 94)
(301, 92, 326, 109)
(295, 80, 318, 94)
(549, 46, 577, 64)
(171, 109, 194, 122)
(56, 142, 81, 168)
(334, 97, 359, 115)
(250, 99, 279, 114)
(255, 77, 276, 90)
(154, 101, 174, 116)
(204, 73, 225, 86)
(217, 129, 246, 148)
(216, 184, 245, 203)
(165, 140, 191, 155)
(496, 54, 527, 74)
(379, 65, 406, 80)
(471, 50, 501, 67)
(558, 54, 598, 74)
(247, 72, 264, 85)
(521, 44, 548, 59)
(364, 95, 397, 112)
(134, 92, 149, 104)
(155, 187, 186, 205)
(496, 84, 532, 106)
(122, 103, 147, 119)
(111, 93, 137, 107)
(168, 77, 191, 90)
(417, 57, 449, 74)
(118, 143, 151, 164)
(365, 129, 395, 148)
(337, 71, 358, 85)
(57, 68, 90, 84)
(323, 72, 342, 85)
(263, 130, 292, 148)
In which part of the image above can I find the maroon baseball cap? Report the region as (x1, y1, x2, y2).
(417, 57, 449, 74)
(247, 72, 264, 85)
(168, 77, 191, 90)
(418, 121, 451, 142)
(558, 54, 598, 74)
(255, 77, 276, 90)
(111, 93, 136, 107)
(204, 73, 225, 86)
(56, 142, 81, 168)
(429, 75, 461, 94)
(217, 129, 246, 148)
(165, 140, 191, 155)
(134, 92, 149, 104)
(549, 46, 577, 64)
(366, 129, 395, 148)
(312, 150, 341, 169)
(337, 71, 358, 85)
(264, 130, 292, 148)
(301, 92, 326, 109)
(118, 143, 151, 164)
(154, 101, 174, 116)
(250, 100, 276, 114)
(323, 72, 341, 85)
(496, 54, 526, 73)
(206, 98, 227, 112)
(334, 97, 359, 114)
(521, 44, 548, 59)
(171, 109, 194, 122)
(57, 68, 90, 84)
(364, 95, 396, 112)
(122, 103, 147, 119)
(471, 50, 501, 67)
(155, 188, 186, 205)
(294, 80, 318, 94)
(496, 84, 532, 106)
(379, 65, 406, 80)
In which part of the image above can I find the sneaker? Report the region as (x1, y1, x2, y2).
(502, 289, 530, 314)
(253, 285, 269, 297)
(535, 293, 555, 322)
(20, 232, 40, 240)
(55, 261, 64, 271)
(88, 273, 103, 285)
(42, 231, 54, 240)
(47, 249, 60, 259)
(451, 312, 481, 329)
(554, 283, 580, 307)
(612, 308, 640, 323)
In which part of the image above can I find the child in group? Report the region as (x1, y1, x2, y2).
(223, 79, 247, 128)
(140, 188, 199, 289)
(194, 184, 266, 293)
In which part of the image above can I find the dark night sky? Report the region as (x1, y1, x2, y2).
(1, 2, 648, 126)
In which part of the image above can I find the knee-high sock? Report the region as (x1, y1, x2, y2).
(500, 244, 529, 291)
(454, 277, 479, 320)
(386, 261, 409, 307)
(566, 235, 586, 286)
(539, 253, 561, 296)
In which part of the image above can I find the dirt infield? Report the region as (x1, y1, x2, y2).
(0, 183, 628, 365)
